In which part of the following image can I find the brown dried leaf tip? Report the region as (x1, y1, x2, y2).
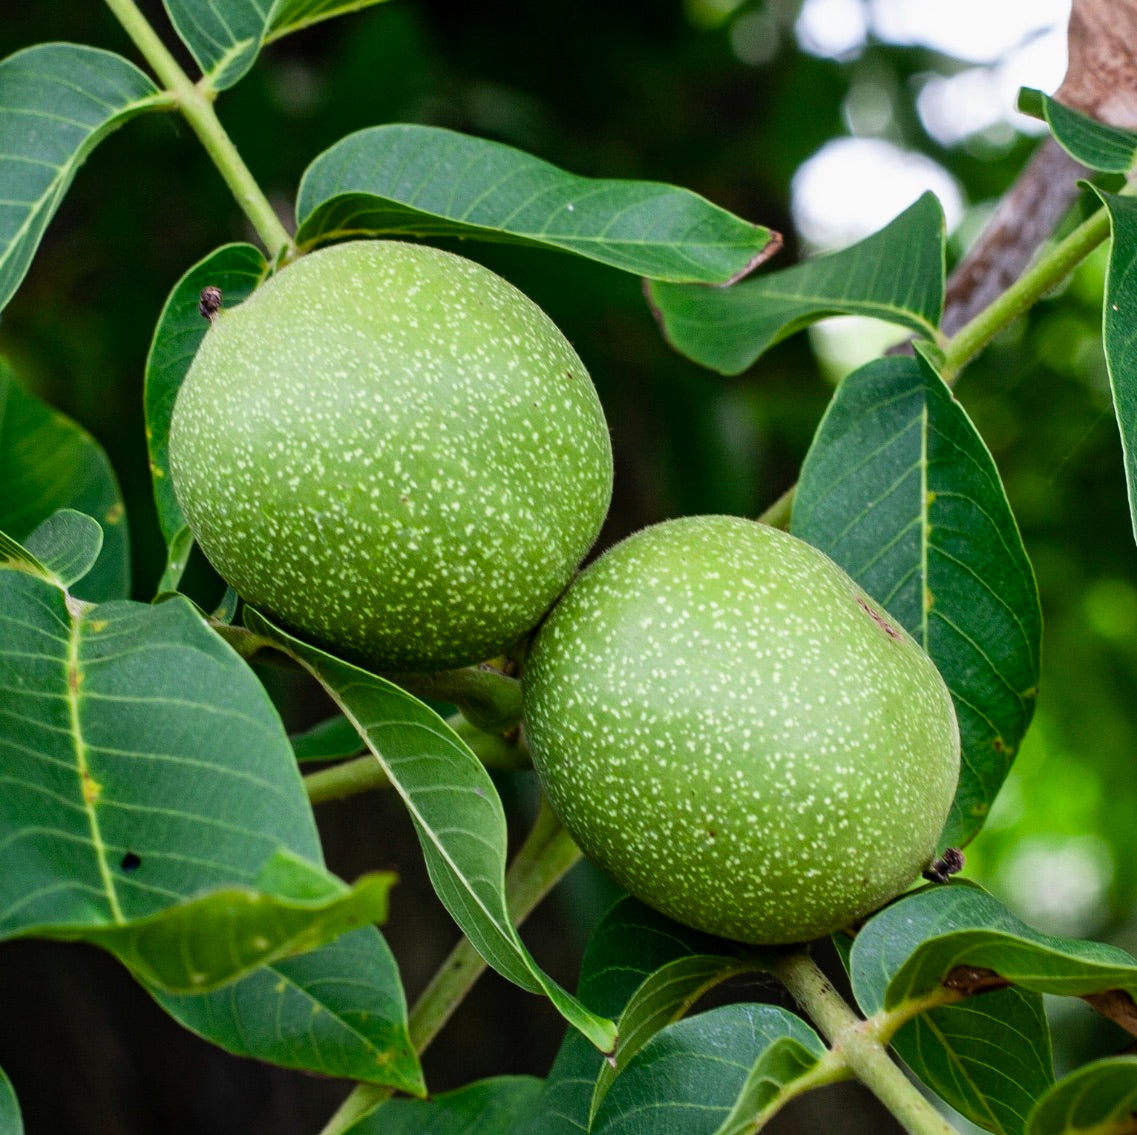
(199, 285, 223, 324)
(1084, 989, 1137, 1037)
(922, 847, 965, 884)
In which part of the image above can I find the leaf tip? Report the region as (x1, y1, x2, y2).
(725, 228, 784, 285)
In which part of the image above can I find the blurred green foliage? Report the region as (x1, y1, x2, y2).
(3, 0, 1137, 1122)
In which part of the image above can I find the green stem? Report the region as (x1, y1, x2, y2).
(318, 796, 582, 1135)
(304, 714, 531, 804)
(383, 667, 524, 734)
(940, 206, 1110, 383)
(771, 951, 957, 1135)
(758, 482, 795, 530)
(103, 0, 296, 260)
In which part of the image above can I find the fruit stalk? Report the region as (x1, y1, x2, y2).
(385, 667, 525, 734)
(102, 0, 296, 261)
(772, 951, 958, 1135)
(317, 795, 582, 1134)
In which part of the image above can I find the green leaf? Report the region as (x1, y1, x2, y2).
(590, 954, 757, 1125)
(0, 360, 129, 600)
(590, 1003, 829, 1135)
(73, 851, 396, 993)
(0, 572, 323, 940)
(0, 43, 164, 314)
(516, 896, 753, 1135)
(144, 243, 267, 588)
(1096, 192, 1137, 549)
(0, 1067, 22, 1135)
(0, 569, 420, 1089)
(892, 984, 1052, 1135)
(343, 1076, 543, 1133)
(154, 925, 425, 1094)
(0, 526, 53, 580)
(792, 354, 1041, 848)
(646, 192, 945, 375)
(247, 607, 617, 1053)
(163, 0, 394, 90)
(291, 713, 364, 762)
(1027, 1057, 1137, 1135)
(23, 509, 102, 590)
(1019, 89, 1137, 174)
(850, 879, 1137, 1130)
(295, 124, 775, 284)
(852, 885, 1137, 1013)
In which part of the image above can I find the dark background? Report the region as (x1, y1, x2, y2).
(3, 2, 1135, 1131)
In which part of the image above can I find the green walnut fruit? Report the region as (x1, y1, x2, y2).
(523, 515, 960, 944)
(168, 240, 613, 671)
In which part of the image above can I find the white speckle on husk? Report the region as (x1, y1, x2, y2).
(523, 516, 960, 945)
(169, 241, 613, 670)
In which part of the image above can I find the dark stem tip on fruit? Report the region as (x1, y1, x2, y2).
(922, 847, 965, 884)
(198, 285, 223, 323)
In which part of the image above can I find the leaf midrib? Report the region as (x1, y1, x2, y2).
(66, 606, 123, 922)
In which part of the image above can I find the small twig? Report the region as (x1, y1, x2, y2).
(941, 204, 1111, 382)
(941, 140, 1087, 337)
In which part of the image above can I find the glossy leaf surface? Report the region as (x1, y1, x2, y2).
(295, 124, 775, 283)
(0, 528, 50, 577)
(647, 192, 944, 374)
(0, 572, 321, 941)
(248, 608, 617, 1053)
(0, 566, 391, 988)
(291, 714, 364, 762)
(0, 1067, 21, 1135)
(75, 851, 395, 993)
(0, 361, 129, 600)
(155, 925, 424, 1093)
(1019, 89, 1137, 173)
(516, 896, 752, 1135)
(0, 564, 419, 1086)
(891, 983, 1051, 1135)
(850, 887, 1098, 1132)
(853, 885, 1137, 1012)
(0, 44, 163, 314)
(591, 1003, 828, 1135)
(163, 0, 394, 90)
(344, 1075, 543, 1133)
(793, 354, 1041, 847)
(1027, 1057, 1137, 1135)
(22, 510, 103, 591)
(1098, 192, 1137, 548)
(144, 243, 266, 590)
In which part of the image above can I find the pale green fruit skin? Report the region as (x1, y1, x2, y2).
(169, 240, 613, 671)
(523, 515, 960, 945)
